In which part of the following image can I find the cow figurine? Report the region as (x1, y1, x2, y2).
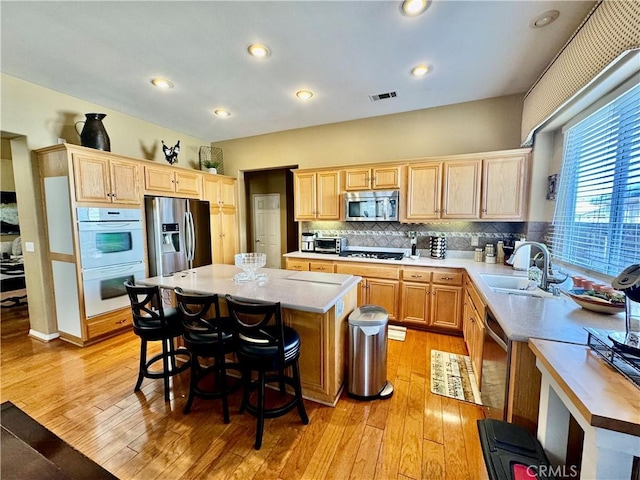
(162, 140, 180, 164)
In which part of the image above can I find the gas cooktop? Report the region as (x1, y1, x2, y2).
(339, 250, 405, 261)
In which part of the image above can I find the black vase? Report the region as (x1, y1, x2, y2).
(76, 113, 110, 151)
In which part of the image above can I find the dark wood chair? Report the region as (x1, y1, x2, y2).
(174, 288, 241, 422)
(124, 280, 191, 402)
(225, 294, 309, 449)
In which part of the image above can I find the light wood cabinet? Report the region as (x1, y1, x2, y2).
(334, 263, 400, 321)
(37, 144, 143, 346)
(73, 152, 140, 205)
(442, 160, 482, 219)
(343, 165, 402, 191)
(286, 258, 310, 271)
(309, 260, 334, 272)
(293, 170, 341, 221)
(463, 277, 486, 387)
(399, 267, 463, 333)
(403, 149, 530, 222)
(404, 163, 442, 220)
(204, 175, 238, 265)
(481, 155, 528, 219)
(144, 165, 202, 198)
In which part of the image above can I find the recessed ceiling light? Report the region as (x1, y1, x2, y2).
(150, 78, 174, 89)
(530, 10, 560, 28)
(247, 43, 270, 58)
(401, 0, 430, 17)
(411, 64, 429, 77)
(214, 109, 231, 117)
(296, 90, 314, 100)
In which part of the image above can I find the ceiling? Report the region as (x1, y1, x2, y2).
(1, 1, 596, 142)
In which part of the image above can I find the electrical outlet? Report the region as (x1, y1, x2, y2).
(25, 242, 35, 252)
(408, 231, 416, 238)
(471, 236, 479, 247)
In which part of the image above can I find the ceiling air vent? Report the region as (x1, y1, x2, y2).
(369, 91, 398, 102)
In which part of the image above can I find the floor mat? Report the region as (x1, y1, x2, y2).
(430, 350, 482, 405)
(1, 401, 117, 480)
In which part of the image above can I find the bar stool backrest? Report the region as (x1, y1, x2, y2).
(225, 295, 286, 362)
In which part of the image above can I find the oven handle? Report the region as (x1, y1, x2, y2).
(77, 221, 142, 231)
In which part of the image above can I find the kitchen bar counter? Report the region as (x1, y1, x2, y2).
(530, 338, 640, 479)
(141, 264, 361, 406)
(284, 251, 626, 345)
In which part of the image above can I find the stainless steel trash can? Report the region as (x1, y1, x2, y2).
(348, 305, 393, 400)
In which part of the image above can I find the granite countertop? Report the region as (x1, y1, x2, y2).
(140, 263, 361, 314)
(284, 251, 627, 344)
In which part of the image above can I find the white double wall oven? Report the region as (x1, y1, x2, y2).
(77, 207, 145, 317)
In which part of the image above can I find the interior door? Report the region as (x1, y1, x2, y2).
(253, 194, 281, 269)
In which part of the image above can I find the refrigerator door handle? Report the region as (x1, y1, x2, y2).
(184, 211, 192, 262)
(187, 211, 196, 262)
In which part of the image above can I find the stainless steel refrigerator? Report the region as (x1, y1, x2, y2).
(145, 196, 212, 277)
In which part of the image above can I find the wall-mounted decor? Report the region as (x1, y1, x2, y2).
(162, 140, 180, 164)
(0, 191, 19, 235)
(547, 174, 558, 200)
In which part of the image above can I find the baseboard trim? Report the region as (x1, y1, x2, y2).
(28, 329, 60, 342)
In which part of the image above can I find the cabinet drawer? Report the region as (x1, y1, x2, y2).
(335, 263, 400, 280)
(402, 268, 432, 283)
(432, 269, 463, 286)
(309, 261, 334, 273)
(87, 308, 132, 339)
(286, 259, 309, 271)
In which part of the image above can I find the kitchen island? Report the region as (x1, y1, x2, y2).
(140, 264, 361, 406)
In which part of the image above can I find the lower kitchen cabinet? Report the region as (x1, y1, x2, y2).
(463, 277, 486, 387)
(309, 260, 335, 272)
(334, 263, 400, 321)
(399, 267, 463, 333)
(286, 258, 310, 271)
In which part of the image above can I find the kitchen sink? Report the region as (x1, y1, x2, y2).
(478, 274, 556, 298)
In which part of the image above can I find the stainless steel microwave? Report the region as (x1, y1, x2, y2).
(314, 237, 347, 254)
(344, 190, 399, 221)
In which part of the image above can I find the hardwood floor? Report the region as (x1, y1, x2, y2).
(1, 320, 489, 480)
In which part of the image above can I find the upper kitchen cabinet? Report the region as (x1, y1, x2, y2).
(293, 169, 341, 221)
(404, 162, 442, 221)
(442, 160, 482, 219)
(481, 154, 529, 220)
(143, 164, 202, 198)
(72, 151, 141, 205)
(343, 165, 402, 191)
(403, 149, 530, 222)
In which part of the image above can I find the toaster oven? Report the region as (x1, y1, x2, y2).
(314, 237, 347, 254)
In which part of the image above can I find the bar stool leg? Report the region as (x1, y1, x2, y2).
(293, 361, 309, 424)
(135, 339, 147, 392)
(255, 370, 266, 450)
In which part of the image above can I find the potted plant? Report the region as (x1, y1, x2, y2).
(202, 159, 220, 174)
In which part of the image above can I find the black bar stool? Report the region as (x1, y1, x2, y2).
(225, 294, 309, 450)
(124, 280, 191, 402)
(175, 288, 241, 423)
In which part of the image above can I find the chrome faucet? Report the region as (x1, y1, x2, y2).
(507, 241, 553, 291)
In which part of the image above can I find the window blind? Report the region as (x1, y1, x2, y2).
(551, 82, 640, 277)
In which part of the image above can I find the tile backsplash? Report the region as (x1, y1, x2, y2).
(303, 221, 548, 251)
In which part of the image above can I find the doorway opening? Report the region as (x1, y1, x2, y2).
(243, 167, 298, 269)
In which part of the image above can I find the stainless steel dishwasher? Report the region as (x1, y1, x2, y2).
(480, 312, 510, 420)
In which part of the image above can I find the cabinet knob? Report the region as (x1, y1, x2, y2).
(410, 274, 422, 278)
(116, 319, 127, 324)
(441, 276, 453, 280)
(481, 208, 487, 213)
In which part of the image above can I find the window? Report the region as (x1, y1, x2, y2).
(551, 82, 639, 277)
